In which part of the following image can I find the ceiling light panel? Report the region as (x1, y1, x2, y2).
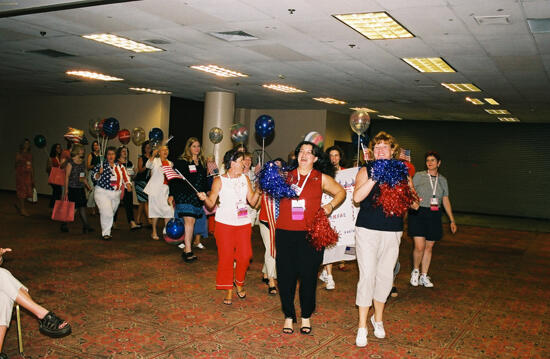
(378, 115, 402, 120)
(82, 34, 164, 53)
(466, 97, 484, 105)
(485, 109, 511, 115)
(484, 98, 499, 105)
(130, 87, 171, 95)
(333, 12, 414, 40)
(350, 107, 378, 113)
(66, 70, 123, 81)
(313, 97, 347, 105)
(498, 117, 520, 122)
(441, 83, 481, 92)
(190, 65, 248, 78)
(402, 57, 455, 73)
(262, 84, 306, 93)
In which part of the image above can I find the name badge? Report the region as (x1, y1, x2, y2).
(79, 172, 85, 178)
(430, 196, 439, 211)
(291, 199, 306, 220)
(291, 184, 302, 196)
(127, 168, 135, 176)
(189, 165, 197, 173)
(236, 200, 248, 218)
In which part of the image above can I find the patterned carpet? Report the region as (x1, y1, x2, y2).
(1, 192, 549, 358)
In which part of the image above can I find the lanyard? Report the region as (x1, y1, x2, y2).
(427, 173, 438, 197)
(296, 170, 312, 195)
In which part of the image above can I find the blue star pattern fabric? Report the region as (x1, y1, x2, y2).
(92, 162, 116, 191)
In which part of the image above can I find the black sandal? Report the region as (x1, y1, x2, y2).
(268, 286, 277, 296)
(38, 312, 72, 338)
(223, 298, 232, 305)
(233, 282, 246, 299)
(300, 326, 312, 335)
(182, 251, 197, 262)
(282, 327, 294, 334)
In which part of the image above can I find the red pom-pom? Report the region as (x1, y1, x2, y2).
(375, 182, 419, 217)
(307, 208, 339, 251)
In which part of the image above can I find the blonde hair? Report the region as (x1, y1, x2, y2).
(70, 143, 84, 157)
(369, 131, 400, 159)
(180, 137, 205, 165)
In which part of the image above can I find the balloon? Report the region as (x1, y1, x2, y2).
(304, 131, 324, 148)
(102, 117, 120, 139)
(64, 127, 84, 143)
(208, 127, 223, 144)
(230, 123, 248, 144)
(131, 127, 146, 146)
(349, 110, 371, 135)
(255, 114, 275, 138)
(98, 119, 106, 137)
(33, 135, 47, 149)
(89, 119, 100, 138)
(118, 129, 131, 145)
(165, 218, 185, 243)
(149, 128, 164, 143)
(80, 136, 89, 145)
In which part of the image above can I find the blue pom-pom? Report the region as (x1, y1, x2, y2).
(371, 159, 409, 187)
(258, 161, 296, 200)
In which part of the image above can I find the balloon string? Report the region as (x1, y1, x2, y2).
(262, 137, 265, 168)
(356, 134, 360, 167)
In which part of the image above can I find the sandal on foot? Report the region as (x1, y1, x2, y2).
(182, 251, 197, 262)
(300, 326, 312, 335)
(39, 312, 71, 338)
(151, 234, 159, 240)
(261, 276, 269, 285)
(233, 282, 246, 299)
(268, 286, 277, 296)
(282, 327, 294, 334)
(223, 298, 232, 305)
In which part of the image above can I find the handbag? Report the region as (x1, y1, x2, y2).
(48, 167, 65, 186)
(51, 199, 75, 222)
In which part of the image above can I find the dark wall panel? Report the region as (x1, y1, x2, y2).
(370, 120, 550, 219)
(168, 96, 204, 160)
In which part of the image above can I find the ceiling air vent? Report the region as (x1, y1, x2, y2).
(144, 39, 171, 45)
(27, 49, 75, 57)
(473, 15, 511, 25)
(527, 18, 550, 33)
(209, 30, 258, 42)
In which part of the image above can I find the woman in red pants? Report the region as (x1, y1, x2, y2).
(198, 148, 261, 305)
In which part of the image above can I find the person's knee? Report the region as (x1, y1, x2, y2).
(425, 242, 435, 253)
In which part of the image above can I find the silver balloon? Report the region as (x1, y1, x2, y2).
(208, 127, 223, 144)
(349, 111, 371, 135)
(89, 119, 100, 138)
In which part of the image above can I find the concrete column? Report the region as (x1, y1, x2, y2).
(202, 91, 235, 170)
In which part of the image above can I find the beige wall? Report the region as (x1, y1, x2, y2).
(1, 94, 170, 195)
(234, 109, 327, 162)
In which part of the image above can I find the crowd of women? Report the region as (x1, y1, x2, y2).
(13, 130, 457, 347)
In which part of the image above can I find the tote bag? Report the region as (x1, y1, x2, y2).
(48, 167, 65, 186)
(51, 199, 75, 222)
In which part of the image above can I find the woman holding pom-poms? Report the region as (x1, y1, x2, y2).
(275, 141, 345, 335)
(353, 131, 419, 347)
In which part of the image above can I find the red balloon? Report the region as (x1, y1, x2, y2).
(118, 129, 131, 145)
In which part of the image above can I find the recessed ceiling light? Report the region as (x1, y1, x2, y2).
(441, 83, 481, 92)
(474, 15, 511, 25)
(333, 12, 414, 40)
(485, 109, 511, 115)
(402, 57, 455, 73)
(66, 70, 123, 81)
(350, 107, 378, 113)
(527, 18, 550, 34)
(82, 34, 164, 53)
(190, 65, 248, 78)
(484, 98, 499, 105)
(378, 115, 402, 120)
(262, 84, 306, 93)
(313, 97, 347, 105)
(129, 87, 171, 95)
(465, 97, 484, 105)
(498, 117, 519, 122)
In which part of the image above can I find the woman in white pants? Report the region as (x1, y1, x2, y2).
(92, 147, 131, 240)
(0, 248, 71, 358)
(352, 132, 419, 347)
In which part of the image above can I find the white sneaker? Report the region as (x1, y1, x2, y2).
(355, 327, 367, 347)
(410, 269, 420, 287)
(162, 227, 166, 235)
(420, 274, 434, 288)
(194, 242, 205, 249)
(178, 243, 186, 249)
(319, 269, 328, 283)
(325, 275, 335, 290)
(370, 315, 386, 338)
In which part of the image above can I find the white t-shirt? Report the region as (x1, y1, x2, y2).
(215, 174, 251, 226)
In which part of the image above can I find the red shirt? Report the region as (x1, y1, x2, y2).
(276, 169, 322, 231)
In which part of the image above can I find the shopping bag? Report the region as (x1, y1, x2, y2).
(51, 199, 75, 222)
(48, 167, 65, 186)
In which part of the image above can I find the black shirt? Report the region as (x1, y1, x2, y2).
(169, 159, 207, 206)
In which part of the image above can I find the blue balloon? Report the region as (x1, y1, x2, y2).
(255, 114, 275, 138)
(165, 218, 184, 240)
(102, 117, 120, 139)
(149, 128, 164, 142)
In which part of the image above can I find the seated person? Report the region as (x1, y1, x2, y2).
(0, 248, 71, 358)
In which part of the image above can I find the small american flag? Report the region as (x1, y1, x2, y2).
(361, 144, 374, 161)
(399, 148, 411, 162)
(162, 165, 184, 181)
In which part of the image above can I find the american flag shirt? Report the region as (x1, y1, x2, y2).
(92, 161, 130, 191)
